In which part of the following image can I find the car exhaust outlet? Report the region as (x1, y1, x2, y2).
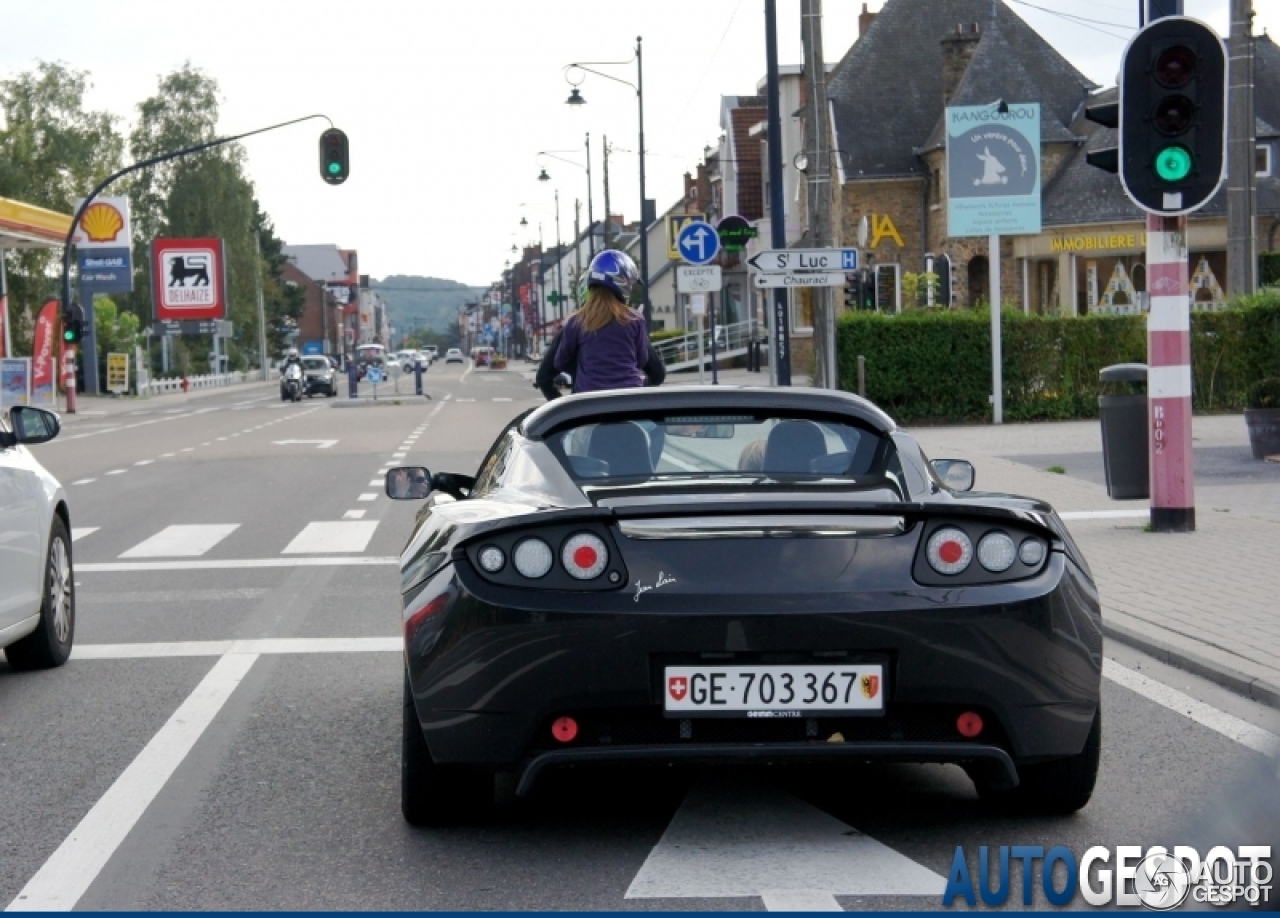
(551, 716, 578, 743)
(956, 711, 984, 738)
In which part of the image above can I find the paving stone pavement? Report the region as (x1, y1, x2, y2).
(912, 415, 1280, 708)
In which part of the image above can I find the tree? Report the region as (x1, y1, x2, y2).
(92, 297, 140, 388)
(255, 206, 305, 357)
(0, 62, 122, 355)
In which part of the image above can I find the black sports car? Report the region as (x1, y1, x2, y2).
(387, 387, 1102, 826)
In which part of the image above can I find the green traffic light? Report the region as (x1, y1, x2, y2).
(1154, 145, 1193, 183)
(327, 162, 341, 175)
(63, 331, 73, 341)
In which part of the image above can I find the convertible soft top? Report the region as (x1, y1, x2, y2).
(520, 386, 898, 440)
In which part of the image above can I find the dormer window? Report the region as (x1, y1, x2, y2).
(1258, 144, 1273, 177)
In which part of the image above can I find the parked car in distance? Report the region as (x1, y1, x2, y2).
(444, 348, 464, 364)
(0, 406, 75, 670)
(300, 356, 338, 397)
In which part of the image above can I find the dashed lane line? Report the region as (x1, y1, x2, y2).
(1060, 510, 1148, 521)
(76, 557, 398, 573)
(70, 637, 400, 660)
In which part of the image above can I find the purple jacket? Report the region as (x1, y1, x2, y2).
(554, 314, 649, 393)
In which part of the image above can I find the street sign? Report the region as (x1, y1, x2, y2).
(748, 248, 858, 273)
(106, 352, 129, 394)
(753, 272, 846, 289)
(159, 319, 221, 335)
(676, 220, 720, 265)
(716, 215, 757, 252)
(676, 265, 722, 293)
(946, 104, 1042, 237)
(215, 319, 233, 338)
(666, 214, 705, 259)
(688, 293, 707, 317)
(78, 249, 133, 294)
(365, 365, 384, 384)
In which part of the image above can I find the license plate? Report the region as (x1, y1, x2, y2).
(663, 664, 885, 717)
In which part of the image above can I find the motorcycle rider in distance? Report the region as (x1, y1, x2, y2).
(281, 349, 304, 402)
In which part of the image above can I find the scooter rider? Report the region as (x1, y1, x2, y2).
(281, 349, 304, 400)
(534, 263, 665, 401)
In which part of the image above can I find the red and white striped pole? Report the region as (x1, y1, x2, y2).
(1146, 213, 1194, 532)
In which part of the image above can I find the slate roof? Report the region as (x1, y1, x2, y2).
(827, 0, 1095, 180)
(1256, 34, 1280, 133)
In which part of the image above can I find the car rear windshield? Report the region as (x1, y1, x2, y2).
(302, 357, 328, 370)
(545, 413, 900, 485)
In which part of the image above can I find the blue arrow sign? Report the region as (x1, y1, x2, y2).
(676, 220, 721, 265)
(365, 366, 384, 384)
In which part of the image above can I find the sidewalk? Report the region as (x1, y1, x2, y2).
(56, 377, 274, 426)
(912, 415, 1280, 709)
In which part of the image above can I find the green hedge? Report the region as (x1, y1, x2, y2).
(837, 299, 1280, 423)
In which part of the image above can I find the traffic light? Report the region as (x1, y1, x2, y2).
(844, 275, 858, 309)
(62, 302, 85, 345)
(859, 269, 876, 310)
(934, 254, 956, 307)
(319, 128, 350, 185)
(1116, 17, 1227, 215)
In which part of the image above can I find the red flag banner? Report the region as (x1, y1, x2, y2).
(32, 299, 58, 404)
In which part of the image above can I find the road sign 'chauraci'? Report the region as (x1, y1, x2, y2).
(946, 104, 1041, 237)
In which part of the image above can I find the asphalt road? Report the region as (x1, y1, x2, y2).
(3, 362, 1278, 911)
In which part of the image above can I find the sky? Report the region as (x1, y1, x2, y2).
(2, 0, 1275, 286)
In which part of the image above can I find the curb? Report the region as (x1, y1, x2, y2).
(1103, 619, 1280, 711)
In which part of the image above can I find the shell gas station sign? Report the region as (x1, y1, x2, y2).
(73, 196, 133, 294)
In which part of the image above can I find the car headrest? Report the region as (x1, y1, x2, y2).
(587, 421, 653, 478)
(763, 420, 827, 475)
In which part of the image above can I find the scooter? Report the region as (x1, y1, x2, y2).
(282, 363, 304, 402)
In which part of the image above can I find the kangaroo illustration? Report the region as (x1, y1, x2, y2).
(168, 255, 210, 287)
(974, 147, 1008, 186)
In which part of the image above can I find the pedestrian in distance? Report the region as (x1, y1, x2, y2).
(553, 250, 653, 395)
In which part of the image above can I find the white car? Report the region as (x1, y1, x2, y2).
(0, 406, 74, 669)
(444, 348, 464, 364)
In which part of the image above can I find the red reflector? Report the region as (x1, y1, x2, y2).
(551, 716, 578, 743)
(938, 541, 964, 565)
(573, 546, 598, 569)
(956, 711, 984, 738)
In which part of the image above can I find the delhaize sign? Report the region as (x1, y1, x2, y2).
(150, 238, 228, 321)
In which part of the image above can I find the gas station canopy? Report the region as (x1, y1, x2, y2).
(0, 196, 73, 249)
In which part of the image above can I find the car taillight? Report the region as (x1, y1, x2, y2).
(561, 533, 608, 580)
(513, 538, 553, 579)
(1019, 538, 1046, 566)
(926, 527, 973, 575)
(976, 531, 1016, 572)
(477, 545, 506, 573)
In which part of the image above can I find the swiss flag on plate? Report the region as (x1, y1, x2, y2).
(668, 676, 688, 701)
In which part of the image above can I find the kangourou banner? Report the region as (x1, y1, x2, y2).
(30, 299, 58, 407)
(946, 103, 1042, 237)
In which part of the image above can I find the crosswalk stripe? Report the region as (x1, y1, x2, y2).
(71, 527, 99, 543)
(119, 524, 239, 559)
(343, 509, 367, 520)
(282, 521, 379, 554)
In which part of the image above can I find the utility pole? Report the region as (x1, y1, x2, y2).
(801, 0, 835, 388)
(253, 228, 269, 379)
(765, 0, 791, 385)
(585, 133, 596, 259)
(1227, 0, 1256, 295)
(602, 136, 612, 248)
(574, 199, 582, 284)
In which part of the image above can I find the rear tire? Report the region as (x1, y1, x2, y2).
(5, 516, 74, 670)
(402, 671, 494, 826)
(974, 708, 1101, 815)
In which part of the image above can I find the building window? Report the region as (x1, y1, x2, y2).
(931, 168, 941, 204)
(1258, 144, 1273, 177)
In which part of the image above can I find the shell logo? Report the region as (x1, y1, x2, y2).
(79, 202, 125, 243)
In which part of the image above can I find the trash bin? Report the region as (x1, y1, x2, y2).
(1098, 363, 1149, 500)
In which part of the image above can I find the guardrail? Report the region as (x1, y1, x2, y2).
(653, 319, 757, 372)
(139, 371, 255, 397)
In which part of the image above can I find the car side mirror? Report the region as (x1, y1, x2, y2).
(9, 406, 61, 445)
(385, 466, 433, 500)
(931, 458, 975, 492)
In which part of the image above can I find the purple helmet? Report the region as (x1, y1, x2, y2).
(586, 249, 640, 305)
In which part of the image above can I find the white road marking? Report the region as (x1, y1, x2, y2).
(461, 359, 475, 382)
(216, 437, 227, 441)
(282, 521, 379, 554)
(160, 453, 175, 458)
(1060, 510, 1148, 521)
(181, 447, 194, 452)
(357, 493, 377, 502)
(625, 777, 946, 901)
(455, 398, 475, 403)
(369, 479, 384, 486)
(1103, 659, 1279, 755)
(271, 439, 337, 448)
(133, 460, 153, 466)
(761, 890, 843, 912)
(4, 652, 258, 912)
(104, 469, 127, 476)
(343, 509, 367, 520)
(72, 637, 400, 660)
(71, 527, 99, 543)
(392, 452, 406, 459)
(119, 524, 239, 559)
(72, 479, 95, 486)
(493, 397, 512, 402)
(78, 556, 397, 573)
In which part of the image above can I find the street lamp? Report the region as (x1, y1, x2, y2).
(563, 37, 650, 325)
(536, 137, 596, 259)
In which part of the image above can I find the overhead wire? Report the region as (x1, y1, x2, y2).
(1006, 0, 1134, 40)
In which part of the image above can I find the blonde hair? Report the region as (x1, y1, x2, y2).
(574, 287, 637, 334)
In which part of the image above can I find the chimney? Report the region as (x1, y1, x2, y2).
(940, 23, 982, 107)
(858, 3, 877, 38)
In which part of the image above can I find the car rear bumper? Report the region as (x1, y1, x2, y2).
(404, 556, 1102, 781)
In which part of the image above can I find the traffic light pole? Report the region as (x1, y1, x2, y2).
(58, 113, 333, 395)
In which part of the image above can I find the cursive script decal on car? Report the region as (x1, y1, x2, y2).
(634, 571, 677, 603)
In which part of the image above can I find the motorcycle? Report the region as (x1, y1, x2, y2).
(281, 363, 304, 402)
